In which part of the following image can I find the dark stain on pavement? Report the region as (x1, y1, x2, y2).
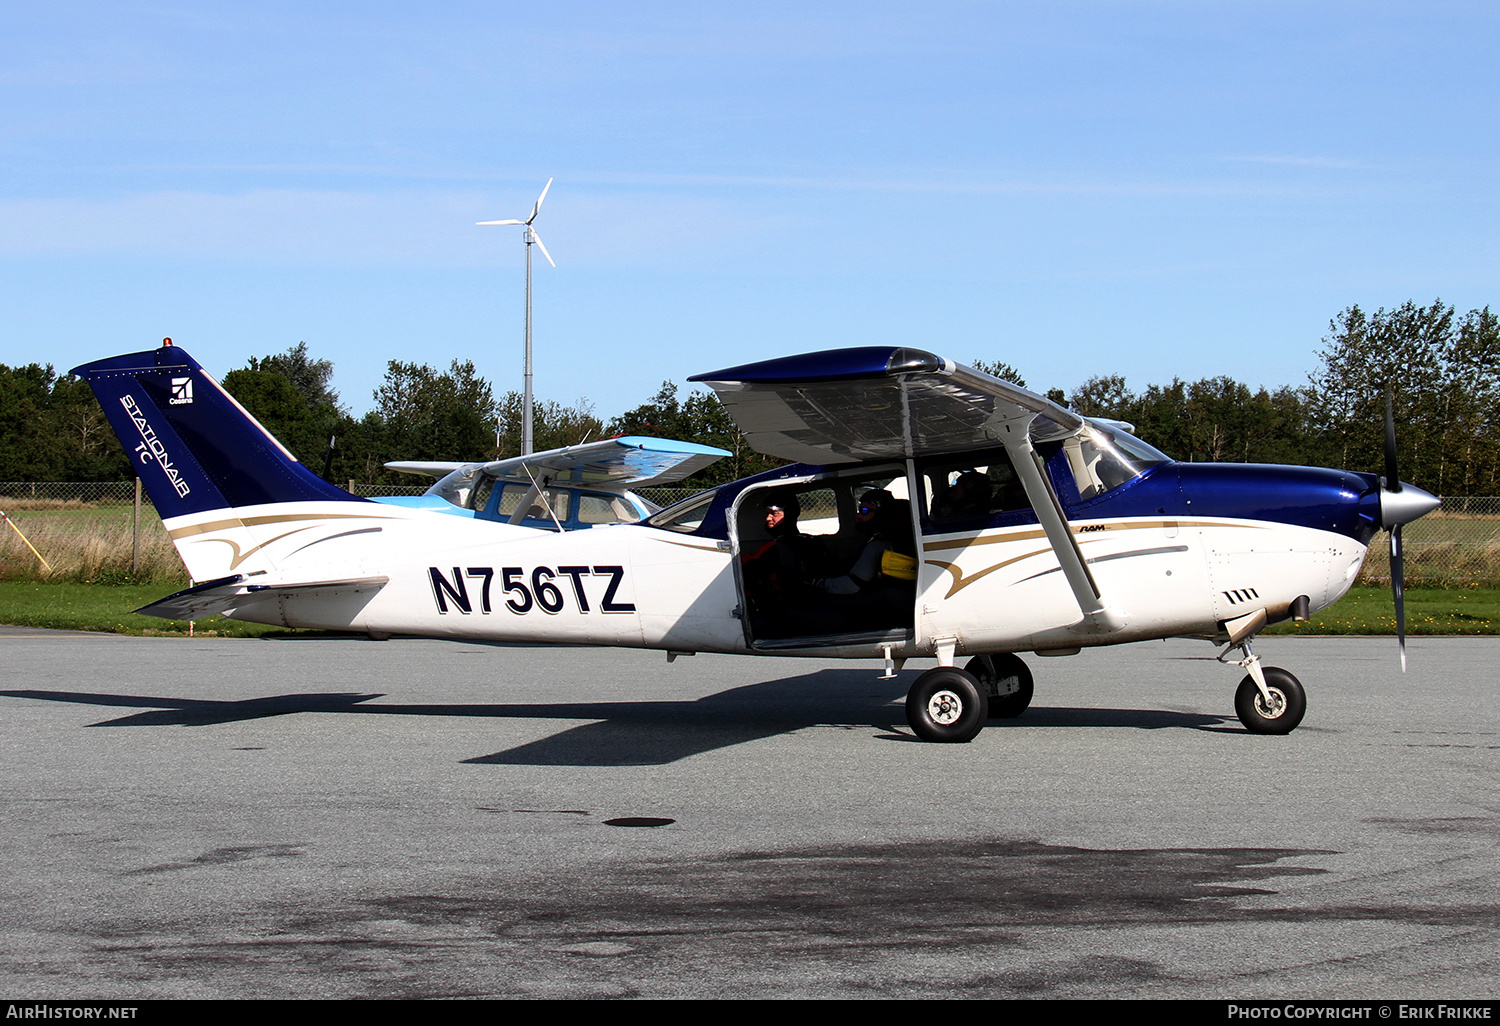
(86, 837, 1345, 997)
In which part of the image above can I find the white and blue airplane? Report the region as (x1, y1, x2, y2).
(73, 341, 1439, 743)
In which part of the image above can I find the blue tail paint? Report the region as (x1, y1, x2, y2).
(72, 344, 365, 520)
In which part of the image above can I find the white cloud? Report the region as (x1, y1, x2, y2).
(0, 188, 778, 268)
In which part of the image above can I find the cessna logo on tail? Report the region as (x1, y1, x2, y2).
(169, 376, 194, 405)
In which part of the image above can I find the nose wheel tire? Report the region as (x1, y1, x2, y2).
(1234, 667, 1306, 735)
(964, 654, 1034, 718)
(906, 668, 988, 743)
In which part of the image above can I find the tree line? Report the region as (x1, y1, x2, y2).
(2, 299, 1495, 494)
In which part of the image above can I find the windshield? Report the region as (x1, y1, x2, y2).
(1064, 423, 1172, 500)
(646, 488, 719, 533)
(427, 466, 481, 508)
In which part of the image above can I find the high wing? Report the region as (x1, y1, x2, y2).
(384, 461, 470, 479)
(386, 435, 729, 489)
(690, 347, 1124, 634)
(688, 346, 1081, 465)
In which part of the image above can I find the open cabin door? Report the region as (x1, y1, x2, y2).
(728, 465, 919, 650)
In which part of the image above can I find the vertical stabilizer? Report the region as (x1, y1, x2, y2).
(72, 343, 363, 520)
(73, 343, 371, 581)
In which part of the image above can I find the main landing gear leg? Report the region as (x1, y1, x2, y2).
(964, 654, 1034, 718)
(1219, 640, 1306, 735)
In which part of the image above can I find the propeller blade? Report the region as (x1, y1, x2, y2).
(1391, 524, 1407, 672)
(1383, 389, 1415, 671)
(527, 177, 554, 224)
(477, 219, 524, 225)
(530, 229, 556, 267)
(1384, 391, 1402, 492)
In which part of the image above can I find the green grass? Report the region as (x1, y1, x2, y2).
(1264, 584, 1499, 636)
(0, 580, 1495, 639)
(0, 580, 308, 637)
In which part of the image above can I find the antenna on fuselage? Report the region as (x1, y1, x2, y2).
(478, 177, 555, 456)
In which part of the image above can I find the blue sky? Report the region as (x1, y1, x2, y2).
(3, 2, 1497, 422)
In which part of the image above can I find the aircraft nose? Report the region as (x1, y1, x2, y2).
(1380, 482, 1441, 529)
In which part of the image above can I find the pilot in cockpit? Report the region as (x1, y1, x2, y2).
(932, 470, 992, 520)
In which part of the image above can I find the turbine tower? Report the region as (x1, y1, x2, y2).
(478, 177, 554, 456)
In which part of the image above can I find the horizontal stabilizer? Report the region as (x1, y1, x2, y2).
(136, 574, 390, 621)
(134, 574, 249, 620)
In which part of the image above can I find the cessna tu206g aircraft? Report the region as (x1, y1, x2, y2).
(73, 341, 1440, 743)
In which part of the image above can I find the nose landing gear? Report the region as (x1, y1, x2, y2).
(1221, 640, 1306, 734)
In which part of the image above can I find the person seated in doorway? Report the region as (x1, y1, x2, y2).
(740, 491, 813, 635)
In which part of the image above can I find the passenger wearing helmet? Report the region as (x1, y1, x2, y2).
(810, 490, 917, 632)
(740, 491, 813, 634)
(813, 490, 914, 595)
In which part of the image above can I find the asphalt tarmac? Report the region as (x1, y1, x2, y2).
(1, 630, 1496, 1000)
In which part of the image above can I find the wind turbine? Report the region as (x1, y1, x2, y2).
(478, 177, 554, 456)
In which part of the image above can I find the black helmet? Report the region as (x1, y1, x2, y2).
(764, 490, 801, 522)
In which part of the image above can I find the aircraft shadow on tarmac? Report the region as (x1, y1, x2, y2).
(0, 675, 1233, 766)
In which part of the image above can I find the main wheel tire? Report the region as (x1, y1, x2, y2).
(965, 654, 1034, 718)
(1234, 667, 1306, 735)
(906, 668, 989, 743)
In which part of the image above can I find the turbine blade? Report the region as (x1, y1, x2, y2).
(530, 229, 556, 267)
(528, 177, 554, 224)
(477, 219, 524, 225)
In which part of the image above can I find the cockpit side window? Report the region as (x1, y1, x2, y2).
(579, 493, 641, 524)
(490, 483, 570, 523)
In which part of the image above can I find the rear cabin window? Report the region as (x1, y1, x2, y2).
(923, 450, 1029, 525)
(493, 483, 570, 522)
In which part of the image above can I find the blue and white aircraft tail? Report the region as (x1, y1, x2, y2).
(71, 342, 398, 587)
(72, 342, 362, 520)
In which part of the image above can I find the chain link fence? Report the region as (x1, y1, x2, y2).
(348, 483, 427, 498)
(0, 480, 175, 580)
(1358, 496, 1500, 587)
(4, 482, 1498, 587)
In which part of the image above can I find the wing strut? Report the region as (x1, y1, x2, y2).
(1003, 418, 1127, 635)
